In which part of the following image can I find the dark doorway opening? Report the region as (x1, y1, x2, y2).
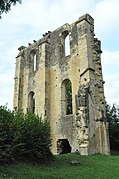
(57, 139, 71, 154)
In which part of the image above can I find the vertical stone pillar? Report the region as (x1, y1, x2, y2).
(76, 14, 95, 154)
(35, 42, 46, 117)
(76, 14, 95, 84)
(13, 46, 26, 110)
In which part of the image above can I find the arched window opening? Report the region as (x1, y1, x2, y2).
(66, 80, 72, 114)
(32, 93, 35, 113)
(61, 79, 72, 115)
(61, 31, 70, 57)
(30, 50, 37, 72)
(28, 91, 35, 113)
(65, 34, 70, 56)
(33, 54, 37, 71)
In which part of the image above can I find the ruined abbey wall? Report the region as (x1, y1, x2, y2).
(14, 14, 110, 155)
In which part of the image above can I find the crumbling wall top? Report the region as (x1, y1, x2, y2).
(76, 14, 94, 25)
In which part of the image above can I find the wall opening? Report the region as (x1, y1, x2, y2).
(30, 50, 37, 72)
(65, 34, 70, 56)
(61, 31, 70, 57)
(61, 79, 72, 115)
(28, 91, 35, 113)
(33, 54, 37, 71)
(57, 139, 71, 154)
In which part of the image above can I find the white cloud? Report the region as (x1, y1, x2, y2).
(102, 50, 119, 73)
(101, 50, 119, 105)
(103, 73, 119, 105)
(94, 0, 119, 50)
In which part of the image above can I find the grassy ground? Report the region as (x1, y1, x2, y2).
(0, 153, 119, 179)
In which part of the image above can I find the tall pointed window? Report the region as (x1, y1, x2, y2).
(28, 91, 35, 113)
(65, 34, 70, 56)
(30, 50, 37, 72)
(61, 79, 72, 115)
(66, 80, 72, 114)
(33, 54, 37, 71)
(32, 93, 35, 113)
(61, 31, 70, 57)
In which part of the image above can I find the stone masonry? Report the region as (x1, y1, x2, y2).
(14, 14, 110, 155)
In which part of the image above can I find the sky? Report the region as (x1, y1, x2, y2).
(0, 0, 119, 110)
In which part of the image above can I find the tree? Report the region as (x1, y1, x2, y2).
(106, 103, 119, 150)
(0, 0, 22, 18)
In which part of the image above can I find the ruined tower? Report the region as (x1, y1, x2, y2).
(14, 14, 110, 155)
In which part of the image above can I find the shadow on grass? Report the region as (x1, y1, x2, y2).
(110, 150, 119, 156)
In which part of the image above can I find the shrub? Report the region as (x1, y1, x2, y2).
(0, 106, 53, 164)
(12, 112, 53, 162)
(0, 106, 14, 163)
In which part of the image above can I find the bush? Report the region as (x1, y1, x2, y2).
(0, 106, 14, 163)
(0, 106, 53, 164)
(12, 112, 53, 162)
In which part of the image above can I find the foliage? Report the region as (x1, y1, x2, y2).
(0, 106, 53, 164)
(106, 103, 119, 150)
(0, 106, 14, 163)
(0, 0, 22, 18)
(12, 111, 53, 162)
(66, 80, 72, 114)
(1, 154, 119, 179)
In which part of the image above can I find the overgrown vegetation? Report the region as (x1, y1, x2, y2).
(0, 153, 119, 179)
(106, 103, 119, 150)
(0, 106, 53, 164)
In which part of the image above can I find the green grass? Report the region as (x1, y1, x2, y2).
(0, 153, 119, 179)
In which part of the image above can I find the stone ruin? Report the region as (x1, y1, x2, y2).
(14, 14, 110, 155)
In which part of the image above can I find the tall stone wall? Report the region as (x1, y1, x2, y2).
(14, 14, 110, 155)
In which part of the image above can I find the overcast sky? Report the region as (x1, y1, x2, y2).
(0, 0, 119, 109)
